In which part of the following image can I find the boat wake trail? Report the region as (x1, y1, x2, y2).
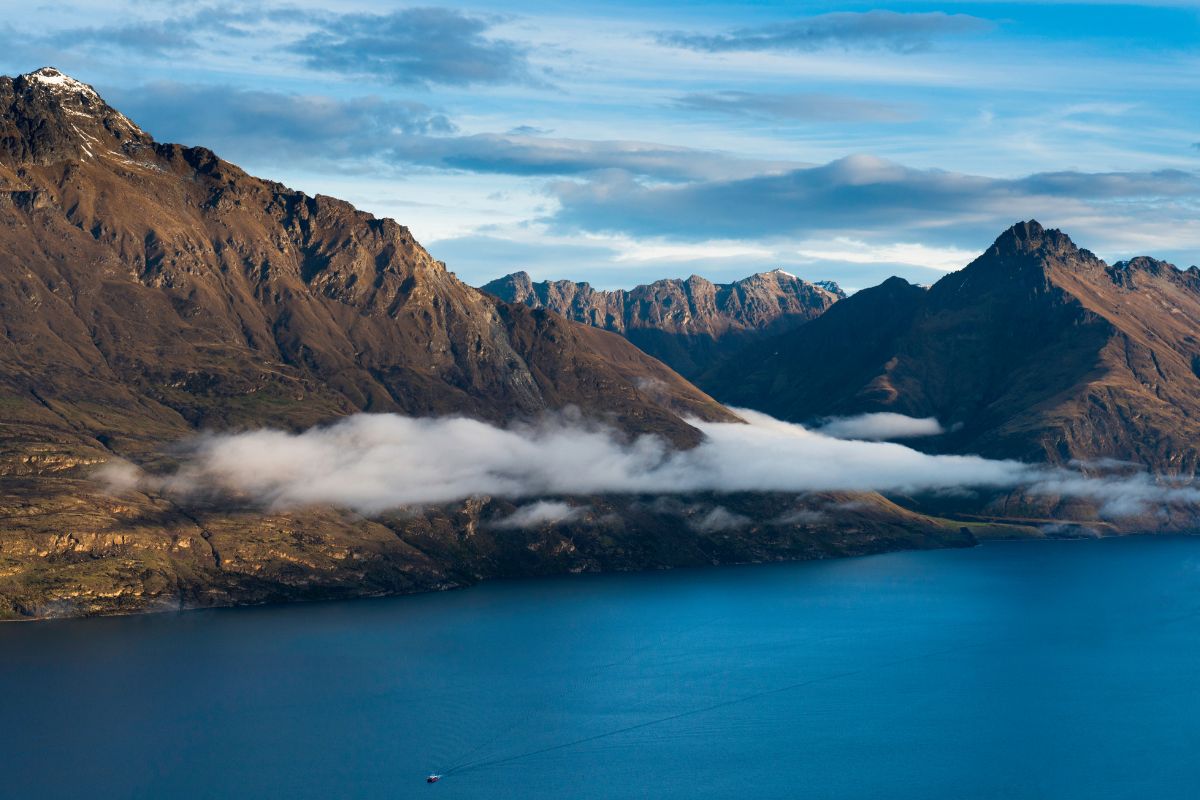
(441, 642, 970, 778)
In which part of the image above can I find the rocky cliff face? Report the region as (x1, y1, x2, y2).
(481, 269, 842, 378)
(0, 68, 737, 459)
(707, 220, 1200, 477)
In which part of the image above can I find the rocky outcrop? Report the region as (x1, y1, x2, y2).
(481, 270, 842, 378)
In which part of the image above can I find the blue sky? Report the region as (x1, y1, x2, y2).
(7, 1, 1200, 290)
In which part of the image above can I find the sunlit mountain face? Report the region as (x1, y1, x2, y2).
(9, 1, 1199, 292)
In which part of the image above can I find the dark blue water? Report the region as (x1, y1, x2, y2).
(5, 537, 1200, 799)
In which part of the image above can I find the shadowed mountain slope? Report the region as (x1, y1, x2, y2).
(707, 221, 1200, 475)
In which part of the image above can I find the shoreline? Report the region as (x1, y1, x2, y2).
(7, 523, 1187, 624)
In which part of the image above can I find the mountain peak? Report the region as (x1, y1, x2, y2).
(742, 270, 844, 298)
(1, 68, 150, 165)
(19, 67, 100, 100)
(500, 270, 533, 285)
(989, 219, 1086, 259)
(814, 280, 845, 297)
(480, 271, 533, 299)
(993, 219, 1048, 252)
(965, 219, 1107, 282)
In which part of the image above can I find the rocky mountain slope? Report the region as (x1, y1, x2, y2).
(480, 270, 842, 378)
(0, 68, 733, 455)
(0, 69, 982, 619)
(706, 220, 1200, 476)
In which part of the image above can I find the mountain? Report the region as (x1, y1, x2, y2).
(0, 68, 734, 452)
(480, 270, 842, 378)
(0, 69, 984, 619)
(706, 220, 1200, 476)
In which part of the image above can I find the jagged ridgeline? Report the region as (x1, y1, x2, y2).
(0, 69, 975, 619)
(704, 220, 1200, 477)
(480, 270, 843, 379)
(0, 67, 736, 452)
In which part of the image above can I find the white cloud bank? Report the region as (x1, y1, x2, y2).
(817, 413, 945, 440)
(98, 409, 1200, 519)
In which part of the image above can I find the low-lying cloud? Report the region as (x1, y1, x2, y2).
(99, 409, 1200, 520)
(817, 413, 945, 440)
(691, 506, 752, 532)
(493, 500, 583, 529)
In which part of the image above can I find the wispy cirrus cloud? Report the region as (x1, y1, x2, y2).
(673, 90, 916, 123)
(27, 5, 281, 57)
(112, 82, 456, 160)
(290, 7, 539, 88)
(547, 154, 1200, 244)
(11, 4, 538, 89)
(112, 82, 783, 181)
(658, 11, 993, 54)
(50, 19, 202, 56)
(387, 132, 785, 181)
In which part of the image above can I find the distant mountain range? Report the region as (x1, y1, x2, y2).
(480, 270, 842, 379)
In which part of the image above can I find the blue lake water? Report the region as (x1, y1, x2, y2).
(5, 536, 1200, 799)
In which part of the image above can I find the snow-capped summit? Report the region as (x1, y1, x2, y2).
(2, 67, 150, 165)
(22, 67, 101, 100)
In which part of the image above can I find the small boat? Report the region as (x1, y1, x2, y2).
(426, 775, 442, 784)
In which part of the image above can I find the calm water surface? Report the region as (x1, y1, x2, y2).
(5, 537, 1200, 799)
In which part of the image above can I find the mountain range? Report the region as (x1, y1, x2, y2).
(0, 68, 987, 619)
(480, 270, 842, 379)
(3, 68, 1199, 620)
(705, 220, 1200, 476)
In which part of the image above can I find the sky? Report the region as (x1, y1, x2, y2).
(6, 1, 1200, 290)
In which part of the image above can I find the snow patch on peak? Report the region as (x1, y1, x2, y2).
(19, 67, 147, 140)
(770, 268, 797, 279)
(24, 67, 99, 99)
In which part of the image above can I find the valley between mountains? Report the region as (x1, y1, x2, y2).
(3, 67, 1199, 619)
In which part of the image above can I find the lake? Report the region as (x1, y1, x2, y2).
(4, 536, 1200, 799)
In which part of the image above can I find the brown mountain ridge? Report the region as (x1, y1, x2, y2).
(480, 270, 842, 378)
